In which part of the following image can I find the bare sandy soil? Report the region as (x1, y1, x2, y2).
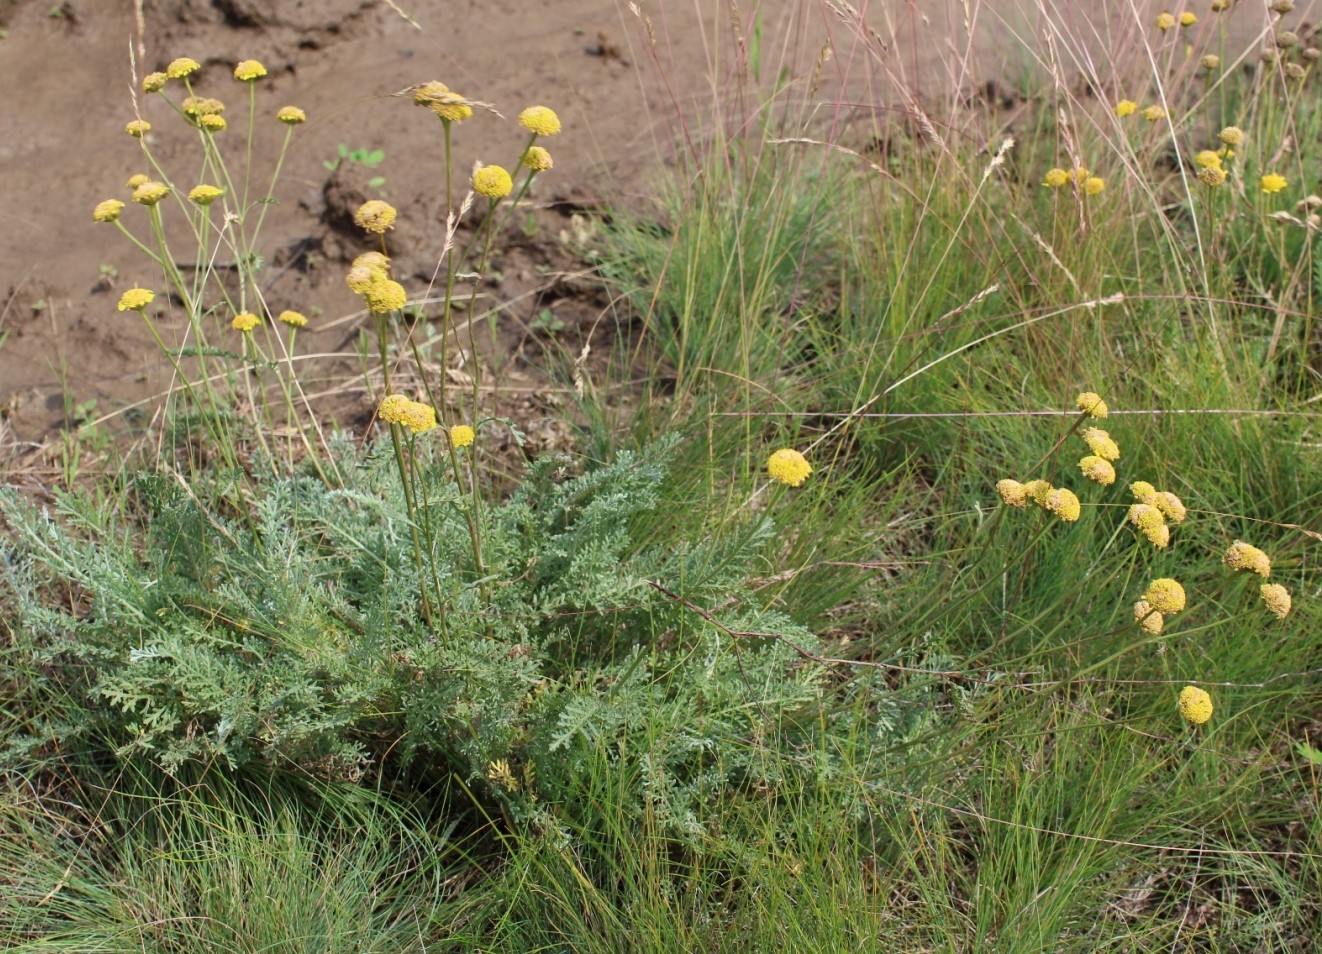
(0, 0, 1278, 455)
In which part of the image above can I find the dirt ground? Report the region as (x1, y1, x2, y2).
(0, 0, 1274, 460)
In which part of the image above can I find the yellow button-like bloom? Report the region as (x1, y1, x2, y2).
(199, 114, 228, 133)
(473, 165, 513, 199)
(234, 59, 267, 81)
(1212, 0, 1231, 10)
(143, 71, 168, 93)
(277, 106, 307, 125)
(188, 184, 224, 206)
(1143, 578, 1186, 614)
(996, 478, 1029, 508)
(353, 251, 391, 274)
(1201, 54, 1220, 70)
(1023, 479, 1052, 505)
(278, 310, 308, 328)
(1042, 167, 1070, 188)
(1142, 104, 1166, 121)
(450, 424, 476, 448)
(1075, 391, 1108, 418)
(126, 173, 150, 191)
(1114, 99, 1137, 118)
(523, 145, 554, 172)
(412, 82, 474, 122)
(1177, 686, 1213, 725)
(1260, 583, 1292, 619)
(767, 448, 812, 487)
(1133, 600, 1164, 634)
(365, 279, 408, 314)
(413, 81, 451, 105)
(125, 119, 151, 138)
(93, 199, 125, 223)
(519, 105, 562, 136)
(1129, 480, 1157, 504)
(1155, 13, 1176, 31)
(1083, 427, 1120, 461)
(1077, 455, 1116, 485)
(1083, 176, 1105, 196)
(1152, 491, 1187, 525)
(1224, 540, 1271, 577)
(1194, 150, 1222, 169)
(345, 265, 382, 295)
(378, 394, 437, 434)
(1261, 173, 1288, 194)
(1198, 166, 1228, 187)
(1219, 126, 1245, 147)
(132, 181, 170, 206)
(117, 287, 155, 312)
(166, 56, 201, 79)
(182, 96, 225, 118)
(1044, 487, 1081, 522)
(1128, 503, 1169, 547)
(232, 312, 261, 332)
(354, 199, 398, 234)
(1179, 12, 1197, 26)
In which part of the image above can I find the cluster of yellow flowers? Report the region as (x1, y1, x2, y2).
(1042, 165, 1105, 196)
(767, 448, 813, 487)
(1223, 540, 1292, 618)
(1114, 99, 1169, 123)
(1154, 11, 1198, 31)
(377, 394, 438, 434)
(343, 244, 408, 315)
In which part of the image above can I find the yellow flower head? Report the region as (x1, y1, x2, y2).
(354, 199, 398, 234)
(1260, 583, 1292, 619)
(1114, 99, 1138, 117)
(232, 312, 261, 333)
(1152, 491, 1187, 525)
(1078, 455, 1116, 486)
(93, 199, 125, 223)
(767, 448, 812, 487)
(378, 394, 437, 434)
(277, 105, 307, 125)
(996, 478, 1029, 508)
(449, 424, 476, 448)
(184, 96, 226, 119)
(523, 145, 554, 172)
(117, 287, 155, 312)
(365, 280, 408, 314)
(1211, 0, 1231, 10)
(1179, 11, 1197, 26)
(1083, 176, 1105, 196)
(1194, 150, 1223, 169)
(1083, 427, 1120, 461)
(1261, 173, 1288, 194)
(413, 82, 474, 122)
(473, 165, 514, 199)
(125, 119, 151, 138)
(278, 310, 308, 328)
(1198, 165, 1228, 187)
(519, 105, 562, 136)
(1130, 480, 1157, 504)
(1023, 479, 1053, 506)
(1224, 540, 1271, 577)
(1042, 167, 1070, 188)
(234, 59, 267, 81)
(1128, 503, 1169, 547)
(1219, 126, 1245, 147)
(166, 56, 201, 79)
(345, 265, 383, 295)
(199, 114, 228, 133)
(1143, 578, 1186, 614)
(1044, 487, 1082, 522)
(1133, 601, 1164, 634)
(126, 173, 150, 191)
(1155, 13, 1176, 31)
(353, 251, 391, 274)
(188, 184, 224, 206)
(132, 181, 170, 206)
(142, 71, 168, 93)
(1201, 54, 1221, 70)
(1177, 686, 1213, 725)
(1142, 104, 1166, 121)
(1076, 391, 1108, 418)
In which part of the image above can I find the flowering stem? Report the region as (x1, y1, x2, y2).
(389, 426, 433, 628)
